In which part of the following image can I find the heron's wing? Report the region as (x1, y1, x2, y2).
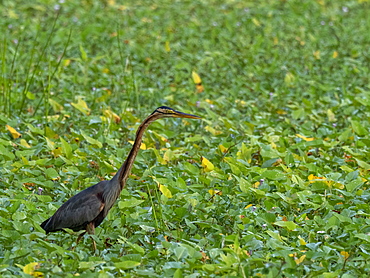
(42, 181, 107, 232)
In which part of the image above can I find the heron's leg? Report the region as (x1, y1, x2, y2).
(71, 231, 86, 251)
(86, 222, 96, 251)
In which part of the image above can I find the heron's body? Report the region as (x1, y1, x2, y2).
(41, 180, 111, 232)
(40, 106, 200, 249)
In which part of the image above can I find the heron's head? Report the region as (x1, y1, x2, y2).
(152, 106, 201, 119)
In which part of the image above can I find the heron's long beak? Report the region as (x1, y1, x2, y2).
(173, 110, 201, 119)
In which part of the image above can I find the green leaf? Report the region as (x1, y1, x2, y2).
(183, 162, 200, 175)
(338, 128, 353, 142)
(355, 158, 370, 170)
(261, 170, 285, 180)
(118, 198, 144, 208)
(355, 233, 370, 243)
(266, 230, 284, 242)
(12, 211, 27, 221)
(174, 246, 188, 260)
(261, 158, 280, 168)
(81, 131, 102, 148)
(71, 97, 91, 115)
(345, 177, 363, 192)
(351, 120, 367, 136)
(26, 91, 35, 100)
(45, 168, 59, 179)
(237, 142, 252, 162)
(224, 157, 241, 175)
(49, 98, 64, 113)
(114, 261, 140, 269)
(79, 44, 88, 61)
(173, 268, 184, 278)
(79, 261, 104, 269)
(185, 135, 203, 142)
(0, 144, 15, 160)
(274, 221, 298, 231)
(60, 137, 72, 159)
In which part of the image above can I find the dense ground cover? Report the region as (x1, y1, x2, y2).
(1, 0, 370, 276)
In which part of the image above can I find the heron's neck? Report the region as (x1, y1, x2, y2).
(114, 115, 159, 189)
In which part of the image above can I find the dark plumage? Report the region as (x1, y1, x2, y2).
(40, 106, 201, 249)
(41, 180, 109, 233)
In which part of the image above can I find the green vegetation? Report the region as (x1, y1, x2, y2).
(1, 0, 370, 276)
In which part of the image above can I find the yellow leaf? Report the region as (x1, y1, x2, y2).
(219, 144, 228, 153)
(332, 181, 344, 189)
(244, 204, 253, 209)
(45, 137, 55, 150)
(273, 37, 278, 45)
(118, 5, 128, 10)
(71, 97, 91, 115)
(20, 139, 31, 148)
(102, 68, 110, 73)
(208, 189, 222, 196)
(253, 181, 260, 188)
(276, 109, 287, 115)
(107, 0, 116, 6)
(340, 251, 349, 259)
(313, 50, 320, 60)
(165, 41, 171, 52)
(52, 147, 62, 157)
(252, 18, 261, 27)
(327, 109, 336, 122)
(196, 83, 204, 93)
(159, 184, 172, 198)
(103, 109, 121, 123)
(141, 17, 152, 23)
(333, 51, 338, 58)
(295, 36, 305, 46)
(23, 262, 44, 277)
(298, 236, 307, 245)
(295, 254, 306, 265)
(22, 157, 30, 167)
(308, 174, 331, 186)
(235, 99, 247, 106)
(308, 174, 325, 181)
(63, 59, 71, 67)
(296, 134, 314, 141)
(201, 156, 214, 172)
(7, 9, 19, 19)
(205, 125, 222, 135)
(192, 71, 202, 84)
(128, 141, 146, 150)
(284, 72, 295, 85)
(163, 149, 173, 164)
(6, 124, 21, 139)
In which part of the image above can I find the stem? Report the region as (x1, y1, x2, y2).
(20, 10, 61, 114)
(33, 27, 72, 116)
